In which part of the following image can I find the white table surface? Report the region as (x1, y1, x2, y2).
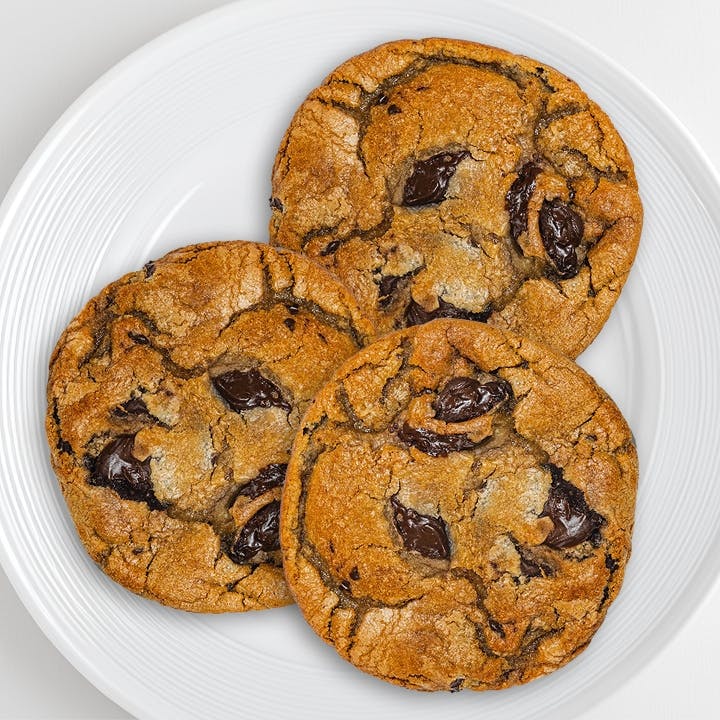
(1, 1, 718, 718)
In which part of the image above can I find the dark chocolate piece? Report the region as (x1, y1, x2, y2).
(540, 464, 604, 549)
(506, 161, 543, 241)
(88, 434, 162, 509)
(402, 151, 469, 206)
(405, 297, 492, 326)
(212, 369, 290, 413)
(539, 198, 584, 279)
(390, 496, 450, 559)
(237, 464, 287, 500)
(227, 500, 281, 564)
(433, 377, 512, 423)
(397, 422, 478, 457)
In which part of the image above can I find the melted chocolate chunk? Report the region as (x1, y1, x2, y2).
(397, 422, 477, 457)
(237, 464, 287, 500)
(284, 317, 296, 331)
(505, 161, 543, 242)
(212, 369, 290, 414)
(227, 500, 280, 564)
(269, 196, 284, 211)
(433, 377, 512, 423)
(113, 397, 149, 417)
(488, 618, 506, 637)
(390, 496, 450, 559)
(286, 303, 299, 314)
(387, 104, 402, 115)
(88, 434, 162, 509)
(540, 464, 604, 549)
(402, 151, 469, 206)
(338, 580, 351, 593)
(539, 198, 584, 279)
(405, 297, 492, 326)
(57, 438, 73, 454)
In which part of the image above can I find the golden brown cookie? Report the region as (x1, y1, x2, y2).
(281, 319, 637, 690)
(46, 241, 372, 612)
(269, 38, 642, 357)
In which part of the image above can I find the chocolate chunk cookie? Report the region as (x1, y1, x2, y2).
(46, 241, 372, 612)
(269, 38, 643, 357)
(280, 319, 637, 690)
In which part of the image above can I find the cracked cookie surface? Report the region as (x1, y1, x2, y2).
(280, 319, 637, 690)
(46, 241, 372, 612)
(269, 38, 643, 357)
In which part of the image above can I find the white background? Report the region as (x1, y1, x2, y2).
(0, 0, 718, 718)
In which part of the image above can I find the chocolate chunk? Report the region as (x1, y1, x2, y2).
(378, 274, 402, 308)
(377, 93, 389, 104)
(286, 303, 299, 314)
(488, 618, 506, 637)
(143, 261, 156, 278)
(338, 580, 351, 593)
(237, 464, 287, 500)
(402, 151, 469, 206)
(227, 500, 280, 564)
(539, 198, 584, 279)
(449, 678, 464, 693)
(284, 318, 296, 331)
(321, 239, 341, 256)
(88, 434, 162, 509)
(397, 422, 477, 457)
(57, 438, 73, 454)
(127, 331, 149, 345)
(405, 297, 492, 326)
(433, 377, 512, 423)
(387, 104, 402, 115)
(269, 196, 284, 211)
(505, 161, 543, 242)
(212, 369, 290, 413)
(113, 397, 149, 417)
(517, 547, 554, 578)
(390, 496, 450, 559)
(350, 566, 360, 580)
(540, 464, 604, 548)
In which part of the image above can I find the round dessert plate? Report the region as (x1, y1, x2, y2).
(1, 1, 719, 718)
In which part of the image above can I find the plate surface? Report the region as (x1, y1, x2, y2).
(1, 1, 719, 718)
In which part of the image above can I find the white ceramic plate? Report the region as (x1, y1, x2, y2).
(1, 1, 719, 718)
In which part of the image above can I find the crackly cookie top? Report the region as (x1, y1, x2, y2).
(46, 241, 372, 612)
(281, 319, 638, 691)
(269, 38, 643, 357)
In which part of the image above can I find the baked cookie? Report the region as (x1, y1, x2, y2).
(281, 319, 637, 690)
(46, 241, 372, 612)
(269, 38, 642, 357)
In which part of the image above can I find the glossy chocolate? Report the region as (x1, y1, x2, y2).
(402, 151, 469, 206)
(89, 434, 162, 509)
(505, 161, 543, 242)
(237, 464, 287, 500)
(390, 496, 450, 559)
(540, 464, 604, 548)
(539, 198, 584, 279)
(397, 421, 477, 457)
(405, 297, 492, 326)
(433, 377, 512, 423)
(212, 369, 290, 413)
(227, 500, 281, 564)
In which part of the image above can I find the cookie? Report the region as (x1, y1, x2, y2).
(280, 319, 637, 690)
(46, 241, 372, 612)
(269, 38, 643, 357)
